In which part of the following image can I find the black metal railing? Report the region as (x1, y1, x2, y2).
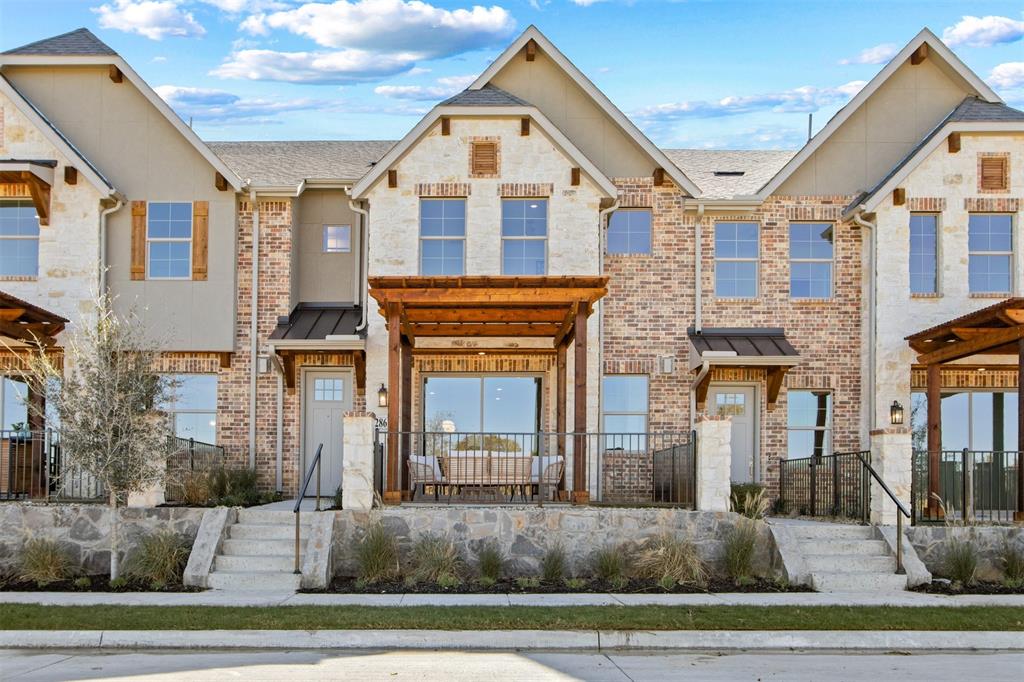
(912, 449, 1021, 524)
(778, 451, 870, 521)
(854, 450, 910, 574)
(163, 436, 226, 503)
(294, 443, 323, 574)
(0, 429, 105, 502)
(374, 430, 695, 507)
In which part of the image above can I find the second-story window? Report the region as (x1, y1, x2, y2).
(968, 214, 1013, 294)
(147, 202, 192, 279)
(607, 209, 652, 255)
(909, 214, 938, 294)
(323, 225, 351, 253)
(502, 199, 547, 275)
(789, 222, 833, 299)
(420, 198, 465, 275)
(0, 200, 40, 277)
(715, 221, 759, 298)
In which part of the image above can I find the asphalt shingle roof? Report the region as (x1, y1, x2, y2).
(3, 28, 117, 56)
(207, 140, 396, 187)
(662, 149, 796, 199)
(440, 84, 531, 107)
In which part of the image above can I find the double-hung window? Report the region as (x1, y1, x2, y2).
(607, 209, 652, 255)
(715, 221, 759, 298)
(786, 391, 832, 459)
(147, 202, 192, 279)
(602, 375, 648, 451)
(501, 199, 547, 275)
(789, 222, 834, 299)
(0, 200, 40, 277)
(420, 199, 465, 275)
(968, 214, 1013, 294)
(163, 374, 218, 444)
(909, 214, 938, 294)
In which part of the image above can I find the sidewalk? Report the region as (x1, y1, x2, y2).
(2, 590, 1022, 608)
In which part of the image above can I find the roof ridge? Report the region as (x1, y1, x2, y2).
(3, 27, 117, 56)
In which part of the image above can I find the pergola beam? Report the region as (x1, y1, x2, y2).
(916, 325, 1024, 365)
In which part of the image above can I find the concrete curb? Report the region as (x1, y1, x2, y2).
(2, 629, 1021, 652)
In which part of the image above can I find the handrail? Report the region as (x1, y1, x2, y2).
(853, 450, 909, 575)
(294, 443, 323, 574)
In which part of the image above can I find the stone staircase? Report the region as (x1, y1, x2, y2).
(790, 523, 908, 592)
(207, 509, 310, 591)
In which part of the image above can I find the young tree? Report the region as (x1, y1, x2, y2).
(18, 294, 177, 579)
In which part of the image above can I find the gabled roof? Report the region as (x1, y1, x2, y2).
(0, 29, 243, 192)
(441, 84, 530, 107)
(663, 149, 796, 199)
(208, 140, 395, 190)
(3, 28, 116, 56)
(757, 28, 1001, 199)
(845, 97, 1024, 217)
(469, 26, 702, 198)
(0, 74, 115, 195)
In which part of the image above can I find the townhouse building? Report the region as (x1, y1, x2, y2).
(0, 26, 1019, 517)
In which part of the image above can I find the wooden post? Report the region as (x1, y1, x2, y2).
(556, 341, 567, 455)
(1017, 338, 1024, 521)
(572, 304, 589, 504)
(384, 306, 401, 504)
(926, 362, 942, 516)
(400, 337, 413, 501)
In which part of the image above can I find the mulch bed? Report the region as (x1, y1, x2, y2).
(1, 577, 200, 593)
(313, 576, 811, 594)
(911, 581, 1024, 595)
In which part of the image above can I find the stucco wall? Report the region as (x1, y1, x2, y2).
(294, 188, 360, 306)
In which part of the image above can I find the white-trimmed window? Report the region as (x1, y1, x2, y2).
(789, 222, 834, 299)
(163, 374, 217, 444)
(909, 214, 938, 295)
(322, 225, 351, 253)
(607, 209, 652, 255)
(0, 200, 40, 277)
(502, 199, 547, 275)
(786, 391, 832, 459)
(420, 199, 465, 275)
(968, 214, 1013, 294)
(147, 202, 192, 279)
(602, 375, 648, 450)
(715, 221, 759, 298)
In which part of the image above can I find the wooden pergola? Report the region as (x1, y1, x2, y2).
(906, 297, 1024, 520)
(368, 276, 608, 505)
(0, 291, 67, 433)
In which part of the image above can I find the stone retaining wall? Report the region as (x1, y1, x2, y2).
(330, 507, 774, 579)
(0, 503, 205, 576)
(907, 525, 1024, 582)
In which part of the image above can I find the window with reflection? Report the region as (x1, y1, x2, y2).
(607, 209, 652, 255)
(162, 374, 218, 443)
(420, 199, 465, 275)
(602, 375, 648, 450)
(786, 391, 832, 459)
(789, 222, 834, 299)
(968, 214, 1013, 293)
(910, 390, 1018, 453)
(423, 376, 541, 455)
(715, 221, 759, 298)
(501, 199, 547, 275)
(0, 200, 40, 277)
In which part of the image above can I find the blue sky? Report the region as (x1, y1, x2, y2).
(2, 1, 1022, 147)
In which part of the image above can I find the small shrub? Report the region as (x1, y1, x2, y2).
(73, 576, 92, 590)
(515, 576, 540, 590)
(436, 573, 462, 589)
(999, 541, 1024, 588)
(723, 519, 759, 583)
(477, 576, 496, 588)
(150, 578, 167, 591)
(124, 530, 190, 585)
(634, 535, 708, 590)
(564, 577, 587, 589)
(592, 545, 626, 584)
(943, 537, 978, 587)
(730, 485, 770, 520)
(355, 524, 400, 584)
(209, 467, 261, 506)
(540, 544, 568, 583)
(19, 538, 72, 587)
(180, 470, 211, 506)
(407, 534, 464, 586)
(109, 576, 128, 590)
(474, 541, 505, 582)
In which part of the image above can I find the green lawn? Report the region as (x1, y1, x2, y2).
(1, 605, 1021, 631)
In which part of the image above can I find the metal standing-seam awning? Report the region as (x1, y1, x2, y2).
(688, 327, 801, 409)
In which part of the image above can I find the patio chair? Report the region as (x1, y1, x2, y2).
(408, 455, 443, 501)
(490, 455, 533, 502)
(442, 455, 490, 502)
(532, 455, 565, 501)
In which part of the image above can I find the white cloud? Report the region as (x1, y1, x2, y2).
(661, 124, 807, 151)
(633, 80, 867, 122)
(155, 83, 332, 122)
(210, 47, 421, 83)
(93, 0, 206, 40)
(242, 0, 515, 58)
(839, 43, 898, 65)
(942, 15, 1024, 48)
(151, 55, 168, 62)
(195, 0, 291, 12)
(374, 73, 477, 100)
(988, 62, 1024, 90)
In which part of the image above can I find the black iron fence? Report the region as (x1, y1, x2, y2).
(912, 450, 1021, 524)
(374, 430, 695, 506)
(778, 451, 871, 521)
(163, 436, 226, 504)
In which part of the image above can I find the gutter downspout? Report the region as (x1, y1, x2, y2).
(269, 348, 285, 493)
(689, 201, 707, 430)
(349, 199, 370, 332)
(248, 188, 259, 470)
(852, 208, 877, 444)
(98, 198, 124, 295)
(597, 198, 619, 444)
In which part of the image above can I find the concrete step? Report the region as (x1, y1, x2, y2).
(797, 539, 890, 556)
(207, 571, 303, 592)
(229, 523, 302, 540)
(790, 525, 875, 541)
(811, 571, 908, 592)
(214, 554, 297, 573)
(221, 538, 305, 556)
(804, 554, 897, 573)
(236, 509, 312, 525)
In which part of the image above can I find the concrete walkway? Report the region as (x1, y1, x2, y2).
(2, 590, 1022, 608)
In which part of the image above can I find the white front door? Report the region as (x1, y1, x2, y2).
(708, 386, 757, 483)
(303, 370, 351, 496)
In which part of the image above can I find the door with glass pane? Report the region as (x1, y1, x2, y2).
(303, 371, 351, 495)
(709, 386, 756, 483)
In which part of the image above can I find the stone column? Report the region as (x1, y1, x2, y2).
(695, 415, 731, 512)
(343, 411, 377, 511)
(869, 427, 912, 525)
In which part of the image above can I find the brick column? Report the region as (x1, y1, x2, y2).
(869, 427, 912, 525)
(695, 415, 731, 512)
(343, 411, 377, 511)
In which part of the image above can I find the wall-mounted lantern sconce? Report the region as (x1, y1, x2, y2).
(377, 383, 388, 408)
(890, 400, 904, 426)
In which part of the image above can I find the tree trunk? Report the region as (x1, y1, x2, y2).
(109, 491, 120, 580)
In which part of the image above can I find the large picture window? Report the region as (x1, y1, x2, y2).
(715, 221, 759, 298)
(789, 222, 833, 299)
(910, 391, 1019, 452)
(0, 200, 40, 277)
(163, 374, 217, 443)
(0, 377, 28, 431)
(786, 391, 831, 459)
(423, 375, 541, 437)
(147, 202, 193, 279)
(420, 199, 465, 275)
(909, 214, 938, 294)
(501, 199, 547, 275)
(602, 375, 648, 450)
(968, 214, 1013, 294)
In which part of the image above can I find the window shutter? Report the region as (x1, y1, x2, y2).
(192, 201, 209, 281)
(980, 157, 1008, 191)
(471, 141, 498, 175)
(130, 201, 146, 280)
